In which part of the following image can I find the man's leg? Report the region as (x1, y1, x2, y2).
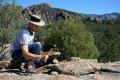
(12, 42, 42, 69)
(28, 42, 42, 55)
(27, 42, 42, 69)
(12, 42, 42, 61)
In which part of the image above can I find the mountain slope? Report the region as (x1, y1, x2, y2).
(22, 3, 120, 25)
(23, 3, 83, 25)
(82, 12, 120, 20)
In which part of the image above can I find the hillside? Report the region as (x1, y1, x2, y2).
(82, 12, 120, 24)
(22, 3, 120, 25)
(22, 3, 83, 25)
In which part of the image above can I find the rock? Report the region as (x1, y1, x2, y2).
(35, 67, 48, 73)
(70, 57, 81, 61)
(0, 58, 120, 80)
(53, 59, 59, 64)
(0, 61, 10, 69)
(0, 44, 12, 61)
(52, 74, 80, 80)
(50, 60, 96, 76)
(80, 72, 120, 80)
(0, 73, 80, 80)
(100, 62, 120, 73)
(50, 71, 58, 75)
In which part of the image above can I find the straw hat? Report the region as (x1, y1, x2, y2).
(28, 15, 45, 26)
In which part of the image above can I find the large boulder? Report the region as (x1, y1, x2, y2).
(49, 60, 96, 76)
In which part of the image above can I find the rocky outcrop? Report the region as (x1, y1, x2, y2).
(0, 57, 120, 80)
(22, 3, 83, 25)
(49, 60, 95, 76)
(0, 73, 80, 80)
(22, 3, 120, 25)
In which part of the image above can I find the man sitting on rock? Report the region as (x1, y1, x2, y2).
(11, 14, 49, 73)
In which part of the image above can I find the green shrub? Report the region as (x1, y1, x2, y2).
(0, 0, 25, 60)
(40, 20, 99, 60)
(86, 23, 120, 62)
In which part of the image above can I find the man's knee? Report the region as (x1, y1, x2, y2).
(34, 42, 42, 48)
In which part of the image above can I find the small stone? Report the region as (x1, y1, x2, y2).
(50, 71, 58, 75)
(53, 59, 59, 64)
(70, 57, 81, 61)
(55, 52, 61, 56)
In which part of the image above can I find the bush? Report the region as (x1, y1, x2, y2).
(40, 20, 99, 60)
(86, 23, 120, 62)
(0, 0, 25, 60)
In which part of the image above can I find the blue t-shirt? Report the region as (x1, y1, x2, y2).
(12, 27, 34, 52)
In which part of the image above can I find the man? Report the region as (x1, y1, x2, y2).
(11, 14, 48, 73)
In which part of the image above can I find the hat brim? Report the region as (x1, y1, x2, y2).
(28, 20, 45, 26)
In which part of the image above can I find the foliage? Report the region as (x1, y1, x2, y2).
(36, 20, 99, 60)
(86, 23, 120, 62)
(0, 0, 25, 60)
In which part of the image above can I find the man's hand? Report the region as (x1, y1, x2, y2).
(38, 54, 49, 62)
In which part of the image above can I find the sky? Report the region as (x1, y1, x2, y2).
(6, 0, 120, 15)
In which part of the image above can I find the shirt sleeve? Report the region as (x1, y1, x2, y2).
(19, 34, 30, 45)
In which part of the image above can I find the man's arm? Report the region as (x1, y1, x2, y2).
(21, 44, 39, 60)
(21, 44, 48, 60)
